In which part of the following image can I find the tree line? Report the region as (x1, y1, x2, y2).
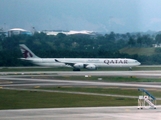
(0, 31, 161, 66)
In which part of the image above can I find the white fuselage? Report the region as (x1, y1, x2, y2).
(19, 44, 141, 71)
(21, 58, 141, 68)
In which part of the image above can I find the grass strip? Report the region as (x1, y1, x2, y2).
(0, 87, 160, 110)
(40, 87, 161, 98)
(0, 89, 137, 110)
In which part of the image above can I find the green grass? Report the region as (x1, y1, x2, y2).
(0, 87, 160, 109)
(41, 87, 161, 98)
(0, 89, 137, 109)
(41, 87, 140, 96)
(0, 67, 161, 109)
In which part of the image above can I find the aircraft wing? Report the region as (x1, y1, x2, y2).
(55, 59, 97, 70)
(55, 59, 89, 67)
(55, 59, 76, 67)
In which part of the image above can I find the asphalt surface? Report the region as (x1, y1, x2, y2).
(0, 70, 161, 120)
(0, 106, 161, 120)
(2, 70, 161, 77)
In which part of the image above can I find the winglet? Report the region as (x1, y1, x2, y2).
(55, 59, 60, 62)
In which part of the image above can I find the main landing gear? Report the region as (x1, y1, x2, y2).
(73, 68, 81, 71)
(129, 67, 132, 70)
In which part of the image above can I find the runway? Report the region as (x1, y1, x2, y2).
(0, 70, 161, 120)
(2, 70, 161, 77)
(0, 106, 161, 120)
(0, 77, 161, 89)
(1, 70, 161, 88)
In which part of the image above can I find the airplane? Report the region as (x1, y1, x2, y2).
(19, 44, 141, 71)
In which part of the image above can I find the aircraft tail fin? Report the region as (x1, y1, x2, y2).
(19, 44, 39, 58)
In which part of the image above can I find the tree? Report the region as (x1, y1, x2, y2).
(128, 37, 135, 47)
(155, 34, 161, 45)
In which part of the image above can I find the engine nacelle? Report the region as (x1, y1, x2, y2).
(85, 64, 97, 70)
(74, 63, 84, 69)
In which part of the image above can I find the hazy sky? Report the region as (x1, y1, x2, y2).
(1, 0, 161, 33)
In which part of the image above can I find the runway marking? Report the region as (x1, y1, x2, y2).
(0, 80, 12, 84)
(125, 109, 130, 112)
(34, 86, 40, 88)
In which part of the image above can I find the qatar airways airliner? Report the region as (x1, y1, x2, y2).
(19, 44, 141, 71)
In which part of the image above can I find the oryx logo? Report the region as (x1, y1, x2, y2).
(20, 47, 33, 58)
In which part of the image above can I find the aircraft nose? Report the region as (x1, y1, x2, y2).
(138, 62, 141, 65)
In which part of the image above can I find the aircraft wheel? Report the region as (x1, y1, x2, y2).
(73, 68, 80, 71)
(129, 67, 132, 70)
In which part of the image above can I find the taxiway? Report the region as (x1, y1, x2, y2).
(0, 106, 161, 120)
(0, 70, 161, 120)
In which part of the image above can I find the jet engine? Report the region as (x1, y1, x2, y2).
(85, 64, 97, 70)
(73, 63, 84, 69)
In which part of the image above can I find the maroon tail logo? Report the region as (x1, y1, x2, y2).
(20, 47, 33, 58)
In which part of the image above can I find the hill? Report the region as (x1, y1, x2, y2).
(119, 47, 155, 56)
